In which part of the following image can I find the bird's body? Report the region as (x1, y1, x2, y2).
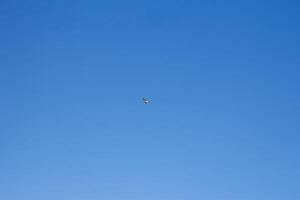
(142, 97, 150, 104)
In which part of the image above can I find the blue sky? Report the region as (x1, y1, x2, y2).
(0, 0, 300, 199)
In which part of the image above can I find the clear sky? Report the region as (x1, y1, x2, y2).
(1, 0, 300, 199)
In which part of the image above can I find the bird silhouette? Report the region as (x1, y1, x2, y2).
(142, 97, 150, 104)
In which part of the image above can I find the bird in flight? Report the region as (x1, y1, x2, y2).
(142, 97, 150, 104)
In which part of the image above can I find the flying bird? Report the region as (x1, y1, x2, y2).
(142, 97, 150, 104)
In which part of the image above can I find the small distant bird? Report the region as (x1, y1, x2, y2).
(142, 97, 150, 104)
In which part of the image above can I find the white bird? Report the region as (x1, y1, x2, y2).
(142, 97, 150, 104)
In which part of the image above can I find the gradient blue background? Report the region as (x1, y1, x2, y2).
(1, 0, 300, 199)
